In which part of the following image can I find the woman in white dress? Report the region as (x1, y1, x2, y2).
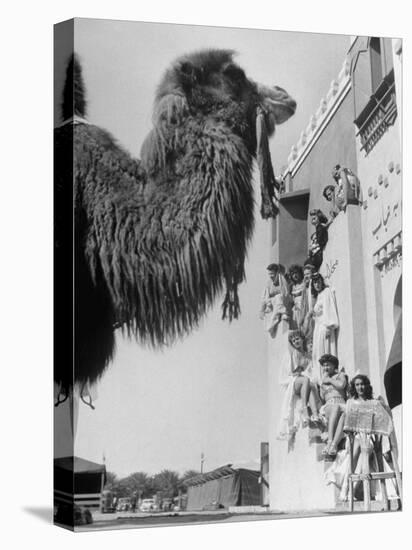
(287, 264, 308, 331)
(307, 273, 339, 384)
(259, 263, 289, 337)
(324, 375, 397, 502)
(277, 330, 321, 440)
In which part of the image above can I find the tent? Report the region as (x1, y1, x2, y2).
(183, 464, 261, 510)
(54, 456, 106, 511)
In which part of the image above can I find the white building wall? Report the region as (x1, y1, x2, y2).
(355, 107, 401, 397)
(267, 37, 402, 512)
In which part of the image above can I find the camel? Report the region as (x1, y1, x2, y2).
(54, 50, 296, 396)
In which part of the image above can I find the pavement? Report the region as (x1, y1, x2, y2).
(75, 508, 346, 531)
(74, 498, 401, 531)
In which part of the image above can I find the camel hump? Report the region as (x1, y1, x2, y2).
(62, 53, 87, 121)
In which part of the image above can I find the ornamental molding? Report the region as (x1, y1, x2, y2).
(283, 56, 352, 180)
(374, 231, 402, 273)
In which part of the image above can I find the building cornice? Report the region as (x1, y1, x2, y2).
(284, 56, 352, 181)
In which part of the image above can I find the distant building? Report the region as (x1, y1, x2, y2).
(267, 36, 402, 511)
(183, 463, 261, 510)
(54, 456, 106, 512)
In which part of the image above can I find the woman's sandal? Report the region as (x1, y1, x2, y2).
(321, 442, 331, 456)
(328, 443, 337, 456)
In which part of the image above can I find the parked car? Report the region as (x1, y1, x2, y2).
(161, 498, 173, 511)
(140, 498, 156, 512)
(116, 497, 131, 512)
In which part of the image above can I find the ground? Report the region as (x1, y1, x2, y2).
(73, 507, 398, 531)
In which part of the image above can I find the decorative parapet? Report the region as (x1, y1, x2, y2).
(374, 231, 402, 274)
(285, 56, 351, 180)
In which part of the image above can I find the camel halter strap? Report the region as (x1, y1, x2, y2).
(56, 114, 90, 128)
(256, 106, 279, 219)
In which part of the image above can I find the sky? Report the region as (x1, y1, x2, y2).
(56, 18, 350, 477)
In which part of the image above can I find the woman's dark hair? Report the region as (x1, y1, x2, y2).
(303, 259, 315, 272)
(349, 374, 373, 400)
(332, 164, 341, 182)
(319, 353, 339, 369)
(267, 263, 286, 275)
(309, 209, 328, 225)
(311, 272, 326, 297)
(322, 185, 336, 201)
(267, 263, 279, 273)
(288, 264, 304, 283)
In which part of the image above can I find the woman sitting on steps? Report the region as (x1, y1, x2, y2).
(277, 330, 321, 441)
(319, 353, 348, 457)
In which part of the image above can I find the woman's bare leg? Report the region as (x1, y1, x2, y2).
(352, 439, 362, 498)
(309, 383, 321, 417)
(300, 376, 311, 407)
(327, 404, 340, 444)
(330, 412, 345, 451)
(294, 376, 310, 424)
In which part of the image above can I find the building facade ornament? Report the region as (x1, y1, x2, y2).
(283, 56, 352, 178)
(373, 231, 402, 272)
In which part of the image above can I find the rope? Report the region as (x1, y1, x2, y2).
(55, 114, 90, 129)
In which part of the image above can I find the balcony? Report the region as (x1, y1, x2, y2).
(354, 70, 397, 155)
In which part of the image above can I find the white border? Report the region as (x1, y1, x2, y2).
(1, 1, 410, 549)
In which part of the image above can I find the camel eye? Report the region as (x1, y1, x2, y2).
(179, 61, 199, 84)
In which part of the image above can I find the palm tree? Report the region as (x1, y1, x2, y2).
(122, 471, 151, 498)
(104, 471, 118, 491)
(151, 469, 180, 499)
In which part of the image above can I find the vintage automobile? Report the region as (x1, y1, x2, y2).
(140, 498, 156, 512)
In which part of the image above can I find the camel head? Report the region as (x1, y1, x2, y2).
(256, 83, 297, 134)
(152, 49, 296, 154)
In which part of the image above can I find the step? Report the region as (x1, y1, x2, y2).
(269, 420, 337, 512)
(335, 499, 400, 512)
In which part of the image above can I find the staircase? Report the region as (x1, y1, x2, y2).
(268, 320, 336, 512)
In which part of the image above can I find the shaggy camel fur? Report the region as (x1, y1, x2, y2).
(54, 51, 296, 393)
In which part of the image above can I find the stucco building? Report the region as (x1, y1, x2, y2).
(267, 36, 402, 511)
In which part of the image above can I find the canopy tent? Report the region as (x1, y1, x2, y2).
(183, 464, 261, 510)
(54, 456, 106, 512)
(384, 315, 402, 409)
